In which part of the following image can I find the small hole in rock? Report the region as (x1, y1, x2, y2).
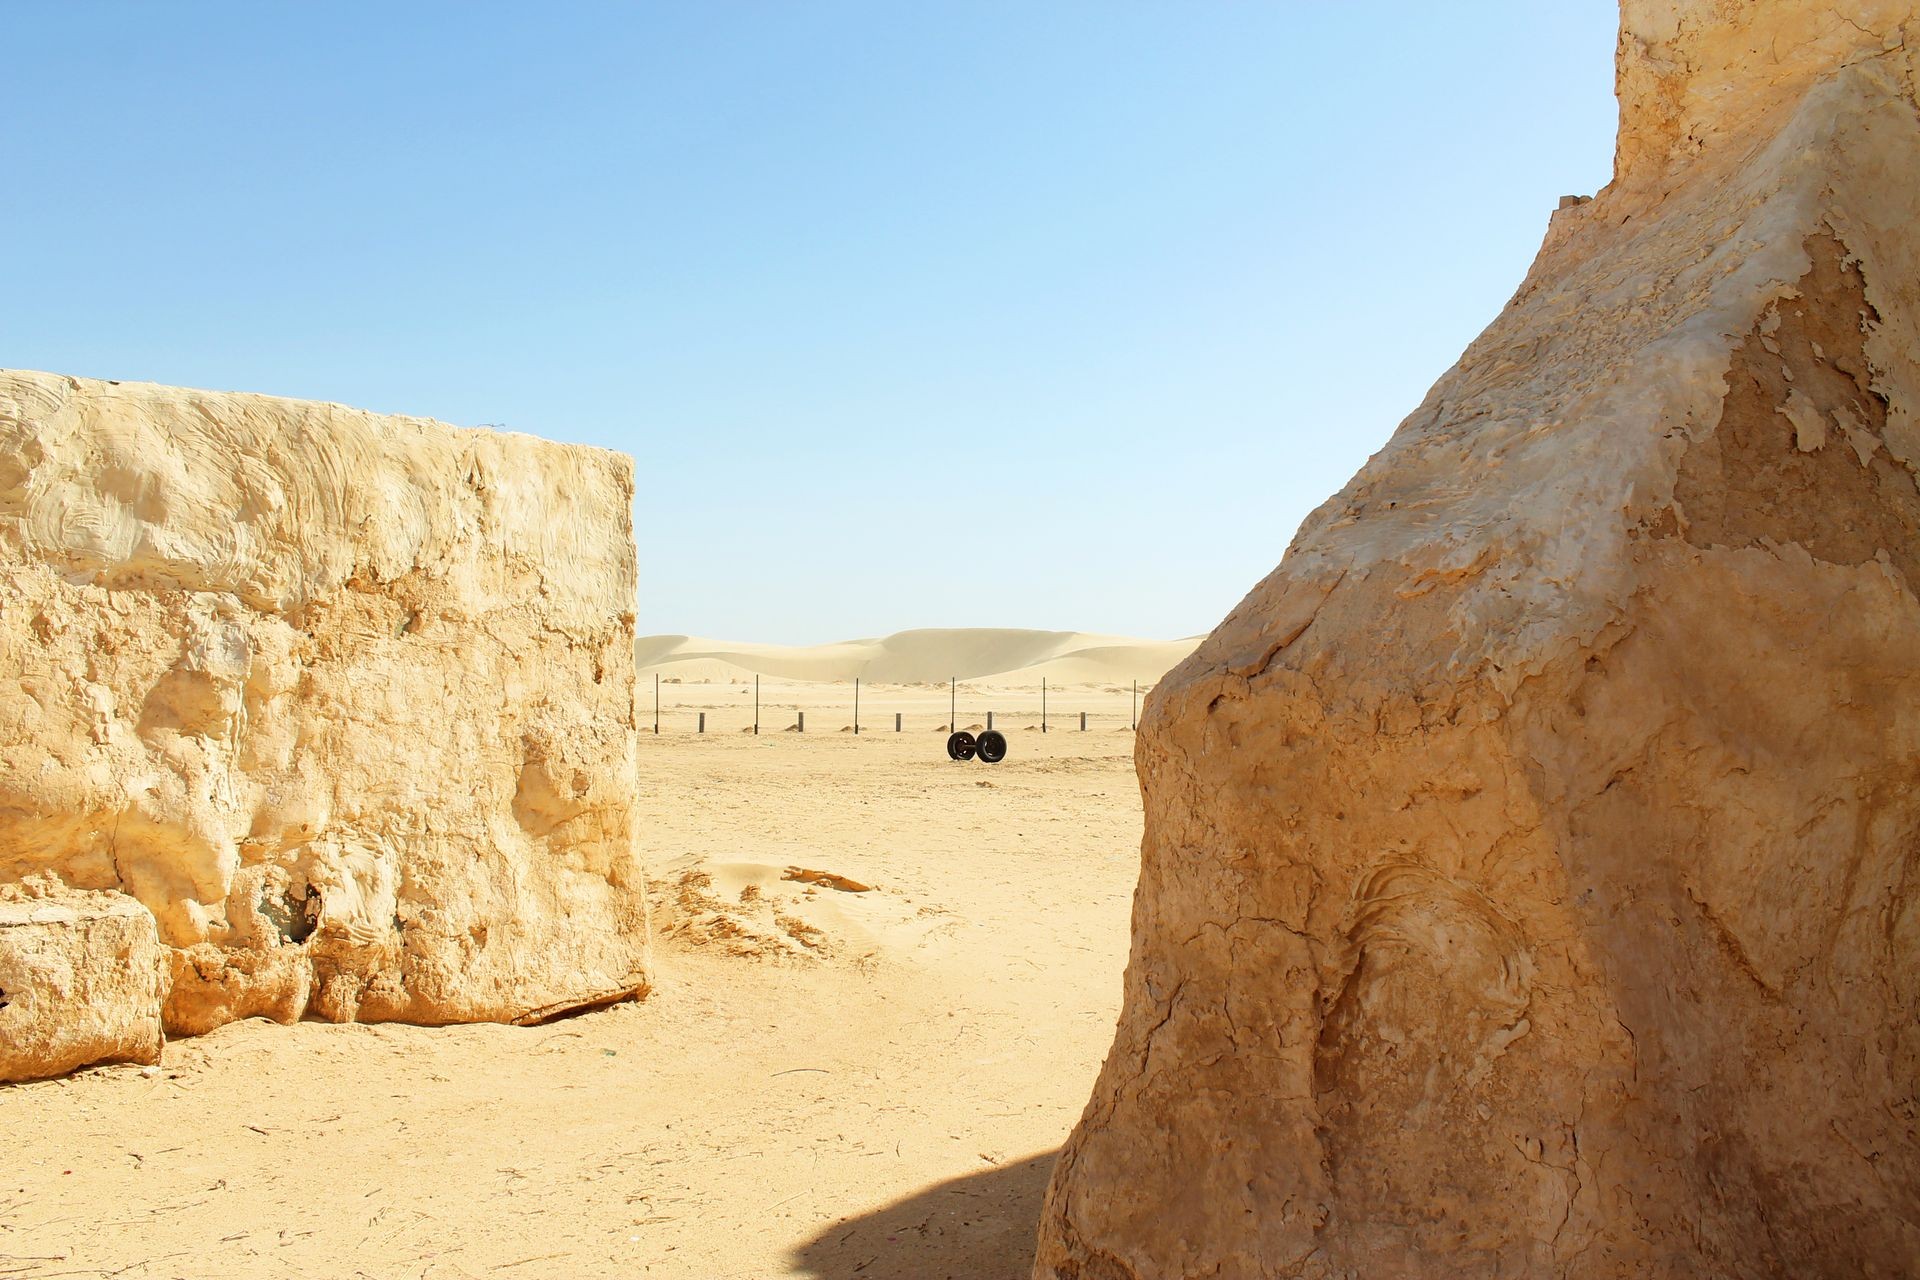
(259, 883, 319, 944)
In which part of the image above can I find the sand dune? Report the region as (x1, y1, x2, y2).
(635, 627, 1200, 686)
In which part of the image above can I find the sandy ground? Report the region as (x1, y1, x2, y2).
(0, 680, 1145, 1280)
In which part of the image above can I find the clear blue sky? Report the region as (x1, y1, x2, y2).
(4, 3, 1619, 644)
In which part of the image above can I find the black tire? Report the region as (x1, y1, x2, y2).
(975, 729, 1007, 764)
(946, 730, 977, 761)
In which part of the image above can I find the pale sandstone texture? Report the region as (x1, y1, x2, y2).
(1037, 3, 1920, 1277)
(0, 371, 647, 1069)
(0, 878, 166, 1082)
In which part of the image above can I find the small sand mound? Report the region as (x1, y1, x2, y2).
(783, 867, 872, 893)
(650, 869, 827, 962)
(648, 860, 929, 966)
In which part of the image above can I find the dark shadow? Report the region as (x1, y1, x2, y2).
(791, 1149, 1058, 1280)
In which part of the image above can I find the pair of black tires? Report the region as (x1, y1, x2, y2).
(947, 729, 1007, 764)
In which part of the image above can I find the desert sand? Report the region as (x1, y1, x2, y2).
(636, 628, 1201, 689)
(0, 674, 1153, 1279)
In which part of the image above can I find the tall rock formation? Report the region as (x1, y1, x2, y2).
(0, 371, 647, 1079)
(1036, 3, 1920, 1276)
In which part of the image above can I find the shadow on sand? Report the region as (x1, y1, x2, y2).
(791, 1149, 1058, 1280)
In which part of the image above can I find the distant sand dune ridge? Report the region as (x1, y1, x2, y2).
(634, 627, 1200, 686)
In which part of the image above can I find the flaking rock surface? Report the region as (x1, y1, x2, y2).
(0, 371, 647, 1073)
(1036, 2, 1920, 1276)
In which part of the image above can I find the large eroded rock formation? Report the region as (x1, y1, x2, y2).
(0, 371, 647, 1078)
(1037, 3, 1920, 1276)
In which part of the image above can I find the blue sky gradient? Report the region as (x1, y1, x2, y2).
(4, 2, 1619, 642)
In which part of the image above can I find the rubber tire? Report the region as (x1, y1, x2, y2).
(946, 730, 977, 761)
(975, 729, 1007, 764)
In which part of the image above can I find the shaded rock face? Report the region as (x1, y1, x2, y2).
(1037, 3, 1920, 1277)
(0, 371, 647, 1065)
(0, 879, 167, 1082)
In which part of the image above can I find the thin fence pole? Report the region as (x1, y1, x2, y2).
(986, 710, 993, 731)
(754, 675, 759, 735)
(1080, 711, 1087, 731)
(654, 673, 660, 735)
(698, 711, 705, 734)
(1131, 681, 1137, 730)
(798, 709, 805, 733)
(854, 677, 860, 735)
(950, 677, 955, 733)
(895, 711, 902, 732)
(1042, 677, 1047, 733)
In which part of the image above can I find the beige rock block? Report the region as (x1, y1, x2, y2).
(1037, 2, 1920, 1276)
(0, 882, 166, 1083)
(0, 370, 649, 1054)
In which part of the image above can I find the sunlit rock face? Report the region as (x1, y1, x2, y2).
(1036, 2, 1920, 1275)
(0, 370, 648, 1075)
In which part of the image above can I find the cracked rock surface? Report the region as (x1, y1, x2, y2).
(0, 370, 648, 1079)
(1035, 2, 1920, 1276)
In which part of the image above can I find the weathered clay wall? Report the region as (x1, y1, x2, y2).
(0, 371, 647, 1073)
(1036, 2, 1920, 1276)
